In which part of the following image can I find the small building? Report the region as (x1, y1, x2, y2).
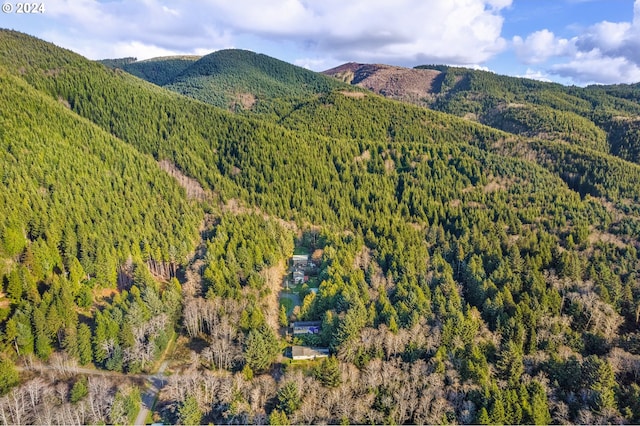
(291, 254, 309, 267)
(292, 321, 321, 335)
(293, 270, 304, 284)
(288, 345, 329, 360)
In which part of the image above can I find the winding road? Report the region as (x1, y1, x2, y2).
(134, 361, 169, 426)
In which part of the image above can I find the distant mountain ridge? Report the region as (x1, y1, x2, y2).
(106, 51, 640, 166)
(324, 62, 640, 163)
(103, 49, 347, 110)
(323, 62, 444, 103)
(100, 55, 200, 86)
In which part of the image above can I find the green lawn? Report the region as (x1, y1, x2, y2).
(280, 298, 294, 312)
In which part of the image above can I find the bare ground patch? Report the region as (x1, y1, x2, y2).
(262, 260, 286, 332)
(0, 291, 9, 309)
(354, 149, 371, 162)
(58, 96, 71, 109)
(232, 92, 256, 110)
(460, 175, 510, 194)
(158, 160, 207, 201)
(333, 64, 442, 102)
(483, 178, 509, 193)
(339, 90, 366, 98)
(384, 158, 395, 173)
(588, 229, 627, 248)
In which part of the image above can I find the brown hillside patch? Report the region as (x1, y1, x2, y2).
(323, 62, 363, 76)
(409, 222, 425, 231)
(384, 158, 395, 173)
(158, 160, 207, 200)
(58, 96, 71, 109)
(483, 179, 508, 193)
(484, 175, 514, 193)
(339, 90, 365, 98)
(94, 288, 119, 306)
(596, 197, 635, 223)
(262, 260, 286, 333)
(44, 68, 61, 77)
(357, 66, 441, 100)
(0, 291, 9, 309)
(354, 149, 371, 162)
(324, 63, 442, 104)
(232, 92, 256, 109)
(588, 229, 626, 248)
(467, 201, 485, 209)
(353, 246, 373, 270)
(461, 177, 509, 194)
(97, 288, 118, 298)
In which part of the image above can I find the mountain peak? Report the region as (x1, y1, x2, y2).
(323, 62, 443, 101)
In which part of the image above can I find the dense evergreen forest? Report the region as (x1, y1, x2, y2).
(1, 29, 640, 424)
(103, 49, 346, 111)
(101, 56, 200, 87)
(324, 62, 640, 169)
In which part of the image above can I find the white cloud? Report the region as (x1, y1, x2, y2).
(277, 0, 512, 65)
(43, 32, 189, 61)
(513, 0, 640, 84)
(294, 58, 332, 70)
(512, 30, 573, 64)
(551, 49, 640, 85)
(464, 64, 491, 71)
(18, 0, 512, 66)
(37, 0, 234, 58)
(518, 68, 553, 82)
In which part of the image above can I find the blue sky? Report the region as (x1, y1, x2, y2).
(0, 0, 638, 85)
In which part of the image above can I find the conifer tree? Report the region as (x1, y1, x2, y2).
(77, 323, 93, 365)
(179, 395, 202, 425)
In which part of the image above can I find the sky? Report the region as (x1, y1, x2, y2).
(0, 0, 638, 86)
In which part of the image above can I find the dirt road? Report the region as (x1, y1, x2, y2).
(134, 361, 168, 426)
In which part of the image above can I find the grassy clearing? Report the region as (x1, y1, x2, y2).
(280, 298, 294, 312)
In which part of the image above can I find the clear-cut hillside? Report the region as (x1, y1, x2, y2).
(323, 62, 443, 103)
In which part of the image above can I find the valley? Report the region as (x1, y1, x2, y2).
(0, 28, 640, 425)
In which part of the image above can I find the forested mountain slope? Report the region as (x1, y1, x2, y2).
(0, 32, 203, 422)
(0, 67, 201, 282)
(104, 49, 346, 110)
(325, 63, 640, 165)
(104, 55, 200, 86)
(118, 50, 640, 169)
(1, 29, 640, 425)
